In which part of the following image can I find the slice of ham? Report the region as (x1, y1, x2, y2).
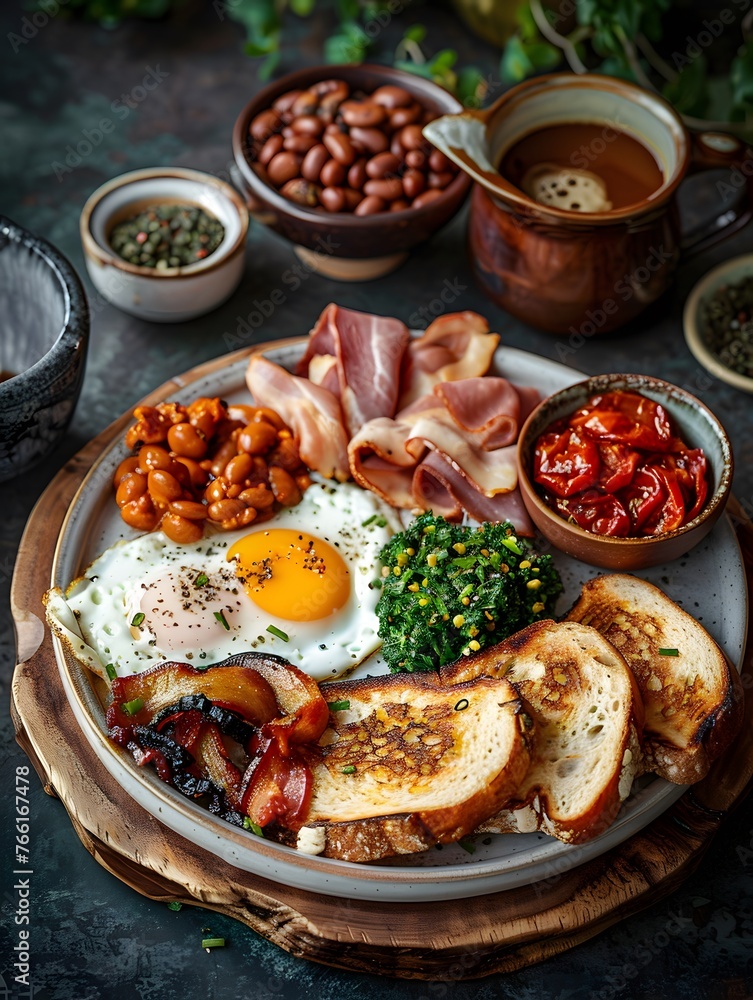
(406, 418, 518, 497)
(307, 354, 340, 396)
(296, 303, 410, 436)
(398, 312, 500, 409)
(413, 451, 534, 535)
(433, 377, 540, 451)
(246, 356, 350, 482)
(348, 414, 528, 532)
(348, 417, 422, 509)
(397, 379, 540, 452)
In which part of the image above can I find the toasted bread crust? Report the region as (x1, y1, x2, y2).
(442, 620, 643, 844)
(291, 673, 531, 862)
(567, 574, 743, 784)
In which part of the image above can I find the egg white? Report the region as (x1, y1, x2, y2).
(48, 479, 400, 682)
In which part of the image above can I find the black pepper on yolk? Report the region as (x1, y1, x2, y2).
(228, 529, 351, 622)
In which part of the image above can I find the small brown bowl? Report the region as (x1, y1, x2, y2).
(231, 64, 471, 281)
(517, 374, 733, 570)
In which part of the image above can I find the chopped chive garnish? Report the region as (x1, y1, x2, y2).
(459, 840, 476, 855)
(266, 624, 289, 641)
(214, 610, 230, 631)
(243, 817, 264, 836)
(130, 612, 145, 628)
(121, 698, 144, 716)
(341, 765, 356, 774)
(194, 572, 209, 588)
(328, 699, 350, 712)
(658, 647, 680, 656)
(362, 514, 387, 528)
(105, 663, 117, 681)
(167, 901, 182, 911)
(454, 698, 469, 712)
(201, 937, 225, 949)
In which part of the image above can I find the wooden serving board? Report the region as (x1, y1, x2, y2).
(10, 351, 753, 980)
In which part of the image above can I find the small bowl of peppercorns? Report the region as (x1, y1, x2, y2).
(684, 253, 753, 394)
(232, 64, 471, 281)
(80, 167, 249, 322)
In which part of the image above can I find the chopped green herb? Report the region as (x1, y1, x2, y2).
(327, 699, 350, 712)
(376, 513, 562, 673)
(362, 513, 387, 527)
(658, 647, 680, 656)
(459, 840, 476, 855)
(201, 937, 225, 950)
(243, 817, 264, 836)
(214, 610, 230, 631)
(167, 901, 182, 912)
(121, 698, 144, 716)
(194, 572, 209, 588)
(105, 663, 117, 681)
(341, 765, 356, 774)
(130, 612, 145, 628)
(266, 624, 289, 642)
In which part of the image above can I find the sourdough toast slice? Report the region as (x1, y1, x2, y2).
(566, 573, 743, 784)
(441, 620, 643, 844)
(290, 671, 531, 863)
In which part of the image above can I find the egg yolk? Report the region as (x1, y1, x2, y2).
(228, 528, 351, 622)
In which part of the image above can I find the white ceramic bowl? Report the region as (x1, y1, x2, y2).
(80, 168, 249, 322)
(683, 253, 753, 393)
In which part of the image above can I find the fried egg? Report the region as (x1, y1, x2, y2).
(47, 479, 400, 682)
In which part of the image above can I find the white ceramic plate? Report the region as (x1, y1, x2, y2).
(50, 341, 748, 902)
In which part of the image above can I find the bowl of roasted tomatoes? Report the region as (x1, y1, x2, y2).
(517, 374, 733, 569)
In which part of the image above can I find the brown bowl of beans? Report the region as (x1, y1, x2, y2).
(232, 64, 471, 280)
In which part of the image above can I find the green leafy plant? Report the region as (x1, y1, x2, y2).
(225, 0, 399, 80)
(499, 0, 753, 134)
(35, 0, 173, 26)
(226, 1, 492, 106)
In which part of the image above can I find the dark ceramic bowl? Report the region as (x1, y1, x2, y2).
(517, 374, 733, 570)
(232, 64, 471, 280)
(0, 217, 89, 481)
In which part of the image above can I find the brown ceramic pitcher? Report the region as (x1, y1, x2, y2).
(424, 73, 752, 335)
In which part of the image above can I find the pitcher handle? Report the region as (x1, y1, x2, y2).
(680, 132, 753, 256)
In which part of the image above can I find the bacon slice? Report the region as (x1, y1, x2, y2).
(297, 303, 410, 436)
(398, 312, 500, 409)
(246, 355, 350, 481)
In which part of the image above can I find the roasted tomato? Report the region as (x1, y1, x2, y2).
(570, 391, 674, 452)
(533, 425, 601, 498)
(650, 449, 709, 522)
(619, 465, 666, 534)
(640, 465, 686, 535)
(533, 389, 710, 538)
(556, 491, 631, 537)
(597, 443, 641, 493)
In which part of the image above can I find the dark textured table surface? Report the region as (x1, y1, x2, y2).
(1, 3, 752, 998)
